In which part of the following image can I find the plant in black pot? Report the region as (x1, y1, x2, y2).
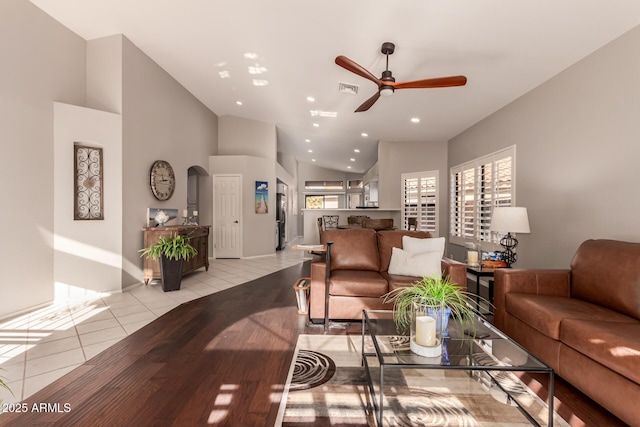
(139, 233, 197, 292)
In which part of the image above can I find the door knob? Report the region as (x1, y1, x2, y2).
(233, 220, 239, 223)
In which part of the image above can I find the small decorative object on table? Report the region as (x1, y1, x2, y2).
(410, 302, 447, 357)
(154, 209, 170, 227)
(466, 242, 480, 268)
(384, 275, 487, 356)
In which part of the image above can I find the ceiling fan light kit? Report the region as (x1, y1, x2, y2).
(335, 41, 467, 112)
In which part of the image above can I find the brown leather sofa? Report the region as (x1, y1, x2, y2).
(494, 239, 640, 426)
(309, 228, 466, 323)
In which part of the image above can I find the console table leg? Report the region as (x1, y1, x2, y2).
(324, 241, 333, 331)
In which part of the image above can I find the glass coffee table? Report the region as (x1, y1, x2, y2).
(362, 310, 556, 426)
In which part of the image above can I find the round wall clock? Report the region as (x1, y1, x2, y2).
(149, 160, 176, 201)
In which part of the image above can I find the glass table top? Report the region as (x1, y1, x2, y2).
(362, 310, 551, 372)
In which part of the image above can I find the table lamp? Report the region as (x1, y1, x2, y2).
(489, 207, 530, 267)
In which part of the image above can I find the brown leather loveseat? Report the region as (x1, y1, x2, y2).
(494, 239, 640, 425)
(309, 228, 466, 323)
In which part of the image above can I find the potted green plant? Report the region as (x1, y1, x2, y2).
(1, 369, 12, 403)
(383, 275, 489, 340)
(139, 233, 197, 292)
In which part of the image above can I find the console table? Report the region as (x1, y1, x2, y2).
(142, 225, 210, 284)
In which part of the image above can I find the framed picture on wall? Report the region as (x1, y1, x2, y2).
(74, 144, 104, 220)
(255, 181, 268, 214)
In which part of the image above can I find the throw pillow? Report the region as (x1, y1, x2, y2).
(387, 247, 442, 278)
(402, 236, 445, 258)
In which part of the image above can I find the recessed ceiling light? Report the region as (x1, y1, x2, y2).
(361, 133, 368, 137)
(308, 149, 313, 153)
(354, 149, 360, 153)
(252, 79, 269, 86)
(248, 65, 268, 74)
(305, 139, 311, 143)
(307, 96, 315, 102)
(411, 117, 420, 123)
(347, 166, 352, 169)
(236, 101, 243, 106)
(313, 123, 319, 127)
(310, 110, 337, 118)
(350, 158, 356, 162)
(311, 159, 316, 162)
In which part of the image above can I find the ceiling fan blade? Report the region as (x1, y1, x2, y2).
(335, 55, 382, 86)
(393, 75, 467, 90)
(355, 92, 381, 112)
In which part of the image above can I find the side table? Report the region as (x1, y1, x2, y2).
(466, 265, 496, 314)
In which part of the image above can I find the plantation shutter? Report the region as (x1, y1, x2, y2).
(449, 146, 515, 246)
(402, 171, 438, 234)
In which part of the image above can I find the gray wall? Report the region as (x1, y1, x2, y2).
(0, 2, 219, 318)
(377, 140, 449, 236)
(0, 0, 87, 317)
(448, 25, 640, 268)
(121, 37, 218, 286)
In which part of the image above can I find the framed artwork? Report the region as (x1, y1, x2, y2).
(255, 181, 268, 214)
(74, 144, 104, 220)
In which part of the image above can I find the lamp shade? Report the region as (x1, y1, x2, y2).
(490, 207, 530, 233)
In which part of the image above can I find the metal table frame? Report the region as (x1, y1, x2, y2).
(361, 309, 555, 427)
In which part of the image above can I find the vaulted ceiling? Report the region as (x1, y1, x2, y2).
(31, 0, 640, 173)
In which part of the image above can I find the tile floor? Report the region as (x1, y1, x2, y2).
(0, 248, 307, 405)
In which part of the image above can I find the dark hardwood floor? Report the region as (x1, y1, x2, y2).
(0, 261, 627, 426)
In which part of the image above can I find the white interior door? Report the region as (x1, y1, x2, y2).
(214, 175, 241, 258)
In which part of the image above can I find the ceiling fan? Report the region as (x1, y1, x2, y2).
(335, 42, 467, 112)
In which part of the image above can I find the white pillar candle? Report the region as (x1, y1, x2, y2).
(415, 315, 437, 346)
(193, 210, 198, 217)
(183, 209, 188, 217)
(467, 250, 479, 266)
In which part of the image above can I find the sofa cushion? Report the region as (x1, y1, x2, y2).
(388, 247, 441, 278)
(384, 272, 421, 292)
(402, 236, 445, 259)
(329, 270, 389, 297)
(377, 230, 432, 272)
(560, 319, 640, 385)
(571, 239, 640, 320)
(321, 228, 380, 271)
(505, 293, 637, 340)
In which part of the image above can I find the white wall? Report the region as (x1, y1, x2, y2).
(53, 103, 122, 301)
(0, 0, 87, 318)
(448, 25, 640, 268)
(210, 156, 276, 258)
(87, 35, 122, 114)
(377, 140, 449, 235)
(218, 115, 277, 160)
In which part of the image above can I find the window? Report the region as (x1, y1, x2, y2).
(450, 146, 515, 247)
(402, 171, 438, 234)
(305, 195, 340, 209)
(304, 181, 344, 190)
(347, 180, 363, 189)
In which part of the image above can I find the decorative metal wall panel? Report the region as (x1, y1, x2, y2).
(74, 144, 104, 220)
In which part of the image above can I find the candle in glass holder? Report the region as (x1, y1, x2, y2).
(467, 250, 479, 266)
(415, 315, 437, 346)
(193, 210, 198, 217)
